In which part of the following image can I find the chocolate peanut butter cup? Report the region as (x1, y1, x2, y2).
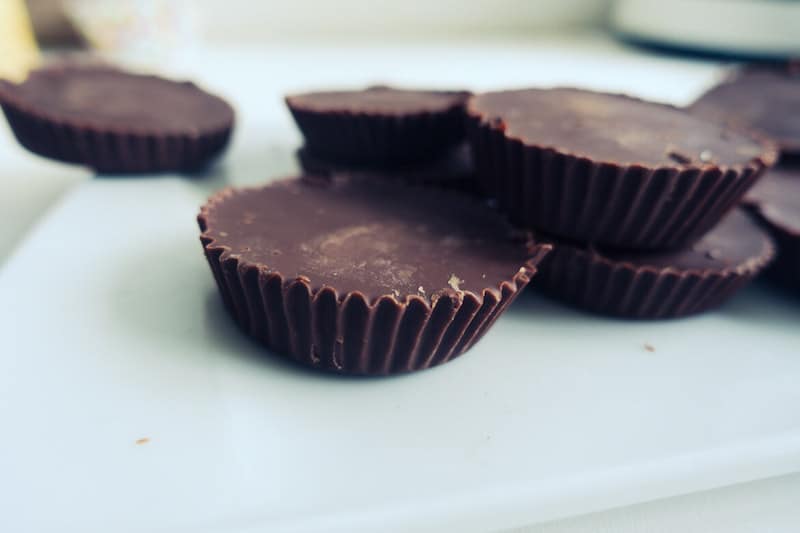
(467, 87, 777, 249)
(198, 175, 550, 375)
(742, 164, 800, 292)
(690, 65, 800, 155)
(534, 209, 774, 319)
(296, 142, 479, 194)
(0, 64, 234, 173)
(286, 86, 469, 164)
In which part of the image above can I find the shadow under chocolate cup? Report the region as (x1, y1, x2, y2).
(198, 175, 550, 375)
(533, 209, 774, 319)
(286, 86, 470, 165)
(0, 64, 235, 174)
(467, 87, 778, 250)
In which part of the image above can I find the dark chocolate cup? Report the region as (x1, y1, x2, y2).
(742, 204, 800, 293)
(198, 188, 549, 375)
(286, 93, 469, 164)
(295, 143, 481, 195)
(533, 226, 774, 319)
(467, 102, 778, 250)
(763, 227, 800, 292)
(0, 80, 233, 174)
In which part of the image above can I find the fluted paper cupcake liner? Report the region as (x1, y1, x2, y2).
(0, 88, 233, 174)
(296, 143, 481, 195)
(467, 110, 778, 250)
(287, 99, 467, 164)
(533, 230, 775, 319)
(198, 189, 549, 375)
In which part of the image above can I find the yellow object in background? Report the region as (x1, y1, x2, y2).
(0, 0, 40, 81)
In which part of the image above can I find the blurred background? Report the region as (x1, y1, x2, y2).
(6, 0, 800, 66)
(1, 0, 798, 261)
(17, 0, 609, 48)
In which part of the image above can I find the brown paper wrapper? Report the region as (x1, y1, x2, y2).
(467, 110, 777, 250)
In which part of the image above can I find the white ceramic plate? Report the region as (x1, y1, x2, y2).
(1, 39, 799, 533)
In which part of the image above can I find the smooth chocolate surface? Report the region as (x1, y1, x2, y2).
(469, 87, 766, 167)
(200, 176, 535, 301)
(690, 66, 800, 153)
(601, 209, 770, 271)
(744, 165, 800, 232)
(285, 86, 469, 115)
(0, 65, 233, 133)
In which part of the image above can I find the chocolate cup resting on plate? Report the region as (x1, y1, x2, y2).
(534, 209, 774, 319)
(198, 175, 550, 375)
(0, 64, 234, 174)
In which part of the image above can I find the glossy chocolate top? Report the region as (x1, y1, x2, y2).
(0, 65, 234, 133)
(690, 66, 800, 153)
(469, 87, 769, 167)
(286, 86, 469, 115)
(200, 176, 541, 301)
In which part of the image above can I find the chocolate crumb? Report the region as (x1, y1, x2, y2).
(667, 150, 692, 164)
(490, 117, 506, 131)
(644, 343, 655, 353)
(135, 437, 150, 445)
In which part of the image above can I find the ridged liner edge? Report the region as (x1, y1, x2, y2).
(534, 217, 776, 318)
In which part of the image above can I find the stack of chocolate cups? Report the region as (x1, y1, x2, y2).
(466, 87, 779, 318)
(287, 86, 479, 193)
(690, 65, 800, 294)
(198, 86, 553, 375)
